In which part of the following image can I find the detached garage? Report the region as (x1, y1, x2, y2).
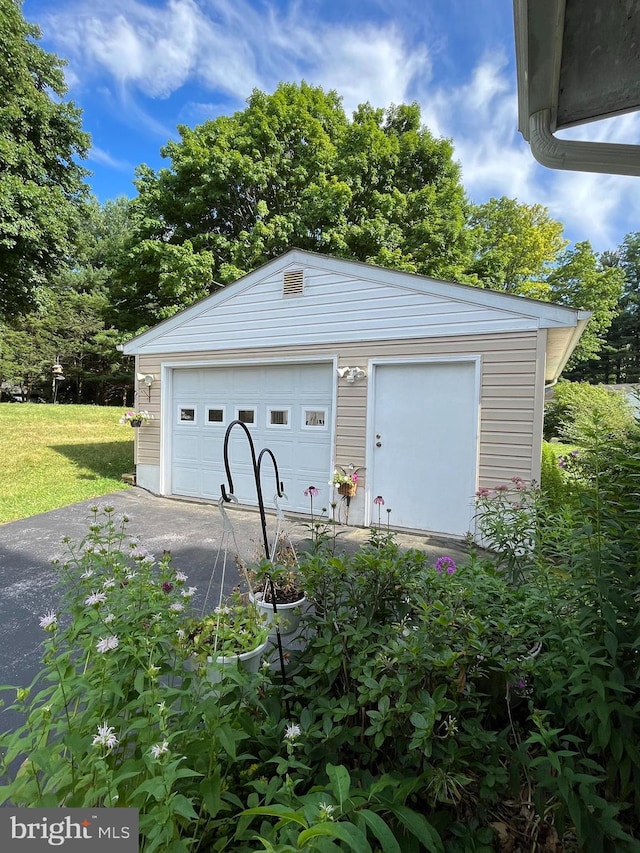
(122, 249, 590, 538)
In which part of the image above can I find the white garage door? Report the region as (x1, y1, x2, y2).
(171, 363, 333, 512)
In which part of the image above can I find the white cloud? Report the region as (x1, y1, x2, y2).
(41, 0, 427, 110)
(423, 52, 640, 252)
(45, 0, 203, 98)
(89, 146, 134, 171)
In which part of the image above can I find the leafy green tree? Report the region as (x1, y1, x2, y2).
(0, 0, 90, 319)
(546, 241, 624, 368)
(1, 198, 135, 402)
(467, 197, 567, 295)
(582, 234, 640, 383)
(111, 83, 472, 331)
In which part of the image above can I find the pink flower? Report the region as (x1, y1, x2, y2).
(304, 486, 319, 497)
(476, 487, 490, 498)
(435, 556, 457, 575)
(351, 473, 358, 483)
(373, 495, 385, 505)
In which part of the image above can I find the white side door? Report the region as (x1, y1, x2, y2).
(369, 360, 479, 536)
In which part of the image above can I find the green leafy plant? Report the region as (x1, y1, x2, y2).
(184, 590, 269, 659)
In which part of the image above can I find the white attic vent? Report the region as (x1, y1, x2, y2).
(283, 268, 304, 297)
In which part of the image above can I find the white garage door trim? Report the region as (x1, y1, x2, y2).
(160, 356, 338, 502)
(365, 356, 481, 535)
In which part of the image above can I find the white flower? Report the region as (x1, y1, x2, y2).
(284, 723, 302, 741)
(181, 586, 197, 598)
(96, 635, 119, 653)
(85, 591, 107, 606)
(92, 722, 119, 750)
(176, 629, 185, 640)
(103, 578, 116, 589)
(125, 571, 138, 581)
(104, 613, 116, 624)
(169, 602, 184, 613)
(80, 568, 94, 579)
(151, 741, 169, 759)
(214, 605, 231, 615)
(131, 545, 154, 562)
(39, 610, 57, 631)
(175, 571, 188, 583)
(318, 802, 335, 821)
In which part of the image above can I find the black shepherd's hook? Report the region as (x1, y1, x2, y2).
(220, 420, 289, 708)
(221, 420, 284, 560)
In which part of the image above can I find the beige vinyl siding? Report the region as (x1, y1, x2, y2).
(134, 329, 541, 495)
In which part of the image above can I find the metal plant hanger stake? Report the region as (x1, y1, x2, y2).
(220, 419, 290, 697)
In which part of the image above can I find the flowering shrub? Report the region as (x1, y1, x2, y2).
(119, 409, 153, 425)
(474, 476, 541, 581)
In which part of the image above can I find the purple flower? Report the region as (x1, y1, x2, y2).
(435, 556, 457, 575)
(558, 458, 566, 468)
(476, 487, 490, 498)
(373, 495, 385, 505)
(162, 582, 174, 593)
(304, 486, 319, 497)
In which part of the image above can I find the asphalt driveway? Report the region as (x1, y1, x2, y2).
(0, 487, 470, 734)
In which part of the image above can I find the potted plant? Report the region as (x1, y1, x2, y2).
(332, 468, 358, 497)
(183, 590, 269, 681)
(248, 556, 307, 636)
(119, 409, 153, 428)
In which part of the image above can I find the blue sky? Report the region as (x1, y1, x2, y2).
(23, 0, 640, 255)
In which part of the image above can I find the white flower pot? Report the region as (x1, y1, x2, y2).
(251, 591, 306, 636)
(184, 639, 269, 686)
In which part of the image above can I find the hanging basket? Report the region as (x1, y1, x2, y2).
(338, 481, 357, 497)
(130, 419, 143, 428)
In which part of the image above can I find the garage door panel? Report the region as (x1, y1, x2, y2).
(173, 465, 202, 494)
(171, 364, 333, 511)
(173, 432, 200, 462)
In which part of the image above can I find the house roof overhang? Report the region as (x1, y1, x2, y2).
(514, 0, 640, 175)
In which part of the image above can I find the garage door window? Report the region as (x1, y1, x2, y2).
(178, 406, 196, 424)
(267, 407, 291, 428)
(236, 407, 256, 425)
(206, 406, 225, 425)
(302, 408, 328, 429)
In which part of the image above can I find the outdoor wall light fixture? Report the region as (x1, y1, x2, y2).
(136, 372, 156, 401)
(337, 366, 366, 383)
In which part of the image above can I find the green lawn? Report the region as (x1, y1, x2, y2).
(0, 403, 134, 524)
